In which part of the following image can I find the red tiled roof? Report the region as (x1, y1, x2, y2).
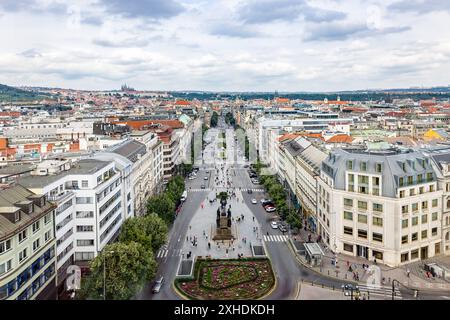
(326, 134, 354, 144)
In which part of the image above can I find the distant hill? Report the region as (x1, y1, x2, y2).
(0, 84, 50, 102)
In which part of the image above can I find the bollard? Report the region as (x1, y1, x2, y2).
(328, 270, 330, 276)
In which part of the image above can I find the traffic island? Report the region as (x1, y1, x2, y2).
(174, 258, 275, 300)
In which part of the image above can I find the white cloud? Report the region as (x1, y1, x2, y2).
(0, 0, 449, 91)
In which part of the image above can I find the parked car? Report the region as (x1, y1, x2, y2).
(204, 176, 209, 180)
(279, 224, 287, 232)
(201, 185, 206, 189)
(188, 176, 195, 180)
(252, 180, 260, 184)
(251, 198, 257, 204)
(266, 207, 276, 213)
(247, 189, 253, 194)
(270, 221, 278, 229)
(152, 276, 165, 293)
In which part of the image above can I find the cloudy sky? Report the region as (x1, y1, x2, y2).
(1, 0, 450, 92)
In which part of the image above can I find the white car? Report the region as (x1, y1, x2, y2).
(251, 198, 257, 204)
(270, 221, 278, 229)
(188, 176, 195, 180)
(265, 207, 276, 213)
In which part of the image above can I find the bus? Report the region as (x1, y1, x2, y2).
(181, 190, 187, 202)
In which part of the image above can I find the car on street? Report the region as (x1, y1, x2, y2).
(270, 221, 278, 229)
(265, 206, 276, 213)
(243, 164, 249, 168)
(252, 179, 260, 184)
(188, 176, 195, 180)
(251, 198, 257, 204)
(279, 224, 287, 232)
(204, 176, 208, 180)
(247, 189, 253, 194)
(152, 276, 165, 293)
(201, 185, 206, 189)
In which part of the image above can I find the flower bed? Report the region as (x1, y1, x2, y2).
(175, 258, 275, 300)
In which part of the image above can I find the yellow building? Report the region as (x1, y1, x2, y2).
(424, 128, 449, 141)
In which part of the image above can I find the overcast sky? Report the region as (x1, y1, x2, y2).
(1, 0, 450, 92)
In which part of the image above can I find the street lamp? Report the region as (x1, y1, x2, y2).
(103, 250, 115, 300)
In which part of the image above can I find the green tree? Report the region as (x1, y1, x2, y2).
(119, 214, 168, 253)
(147, 193, 176, 224)
(166, 175, 185, 202)
(210, 112, 219, 127)
(80, 242, 157, 300)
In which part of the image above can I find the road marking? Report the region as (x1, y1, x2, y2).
(163, 250, 168, 258)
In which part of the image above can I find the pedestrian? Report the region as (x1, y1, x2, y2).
(253, 216, 255, 222)
(406, 268, 410, 278)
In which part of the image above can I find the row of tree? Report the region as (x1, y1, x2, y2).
(79, 176, 186, 300)
(260, 175, 302, 231)
(210, 111, 219, 127)
(224, 112, 236, 127)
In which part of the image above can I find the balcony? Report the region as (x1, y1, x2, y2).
(48, 191, 75, 204)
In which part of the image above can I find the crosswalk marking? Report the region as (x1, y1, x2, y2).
(263, 235, 288, 242)
(156, 248, 184, 259)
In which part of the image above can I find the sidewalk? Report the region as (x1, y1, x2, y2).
(293, 224, 450, 292)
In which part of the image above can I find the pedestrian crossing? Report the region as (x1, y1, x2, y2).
(263, 235, 289, 242)
(188, 188, 212, 192)
(156, 247, 183, 259)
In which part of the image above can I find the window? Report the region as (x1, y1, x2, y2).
(419, 187, 424, 194)
(402, 219, 408, 228)
(18, 229, 27, 243)
(417, 174, 423, 183)
(375, 163, 382, 173)
(432, 199, 438, 208)
(0, 239, 11, 254)
(344, 198, 353, 207)
(19, 248, 27, 263)
(347, 160, 353, 170)
(407, 176, 413, 185)
(44, 213, 51, 225)
(373, 203, 383, 212)
(373, 233, 383, 242)
(358, 229, 367, 239)
(422, 214, 428, 224)
(0, 259, 12, 276)
(344, 211, 353, 221)
(399, 177, 404, 187)
(358, 201, 367, 210)
(408, 188, 415, 196)
(82, 180, 89, 188)
(412, 203, 418, 212)
(32, 221, 40, 233)
(399, 190, 405, 198)
(373, 217, 383, 227)
(401, 235, 408, 244)
(432, 227, 438, 237)
(372, 177, 380, 186)
(372, 251, 383, 260)
(344, 227, 353, 235)
(422, 201, 428, 210)
(372, 188, 380, 196)
(33, 239, 40, 252)
(77, 225, 93, 232)
(421, 230, 427, 239)
(411, 249, 419, 260)
(76, 197, 93, 204)
(360, 162, 367, 171)
(427, 172, 433, 182)
(358, 186, 368, 194)
(348, 174, 354, 182)
(44, 230, 51, 242)
(430, 185, 435, 192)
(75, 252, 95, 261)
(401, 252, 409, 262)
(432, 212, 438, 221)
(358, 175, 369, 184)
(343, 243, 353, 252)
(412, 232, 418, 242)
(358, 214, 367, 224)
(77, 239, 94, 247)
(76, 211, 94, 219)
(402, 205, 409, 214)
(412, 217, 418, 226)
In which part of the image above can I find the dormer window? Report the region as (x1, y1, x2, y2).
(347, 160, 353, 170)
(375, 163, 382, 173)
(360, 161, 367, 172)
(15, 211, 21, 223)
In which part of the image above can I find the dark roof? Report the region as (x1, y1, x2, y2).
(111, 140, 146, 163)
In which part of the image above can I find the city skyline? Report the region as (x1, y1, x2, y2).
(1, 0, 450, 92)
